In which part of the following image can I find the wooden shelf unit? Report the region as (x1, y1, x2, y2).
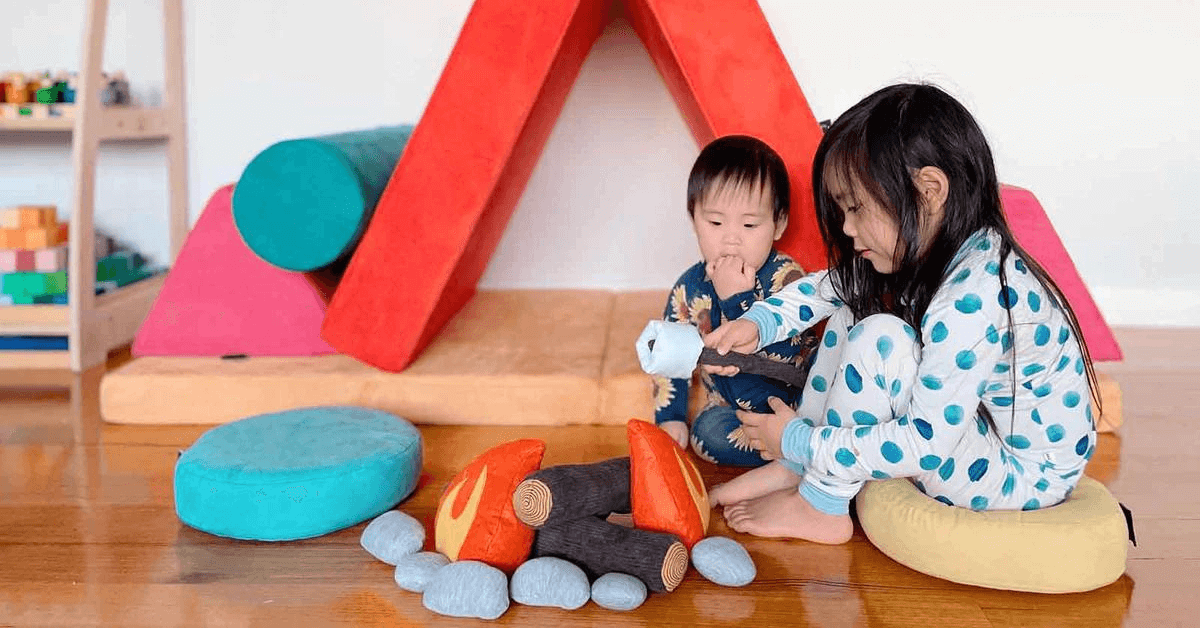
(1, 0, 188, 371)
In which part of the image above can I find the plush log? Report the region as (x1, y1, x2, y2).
(512, 457, 630, 528)
(532, 515, 688, 593)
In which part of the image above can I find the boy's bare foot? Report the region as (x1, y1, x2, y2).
(723, 488, 853, 544)
(708, 461, 801, 507)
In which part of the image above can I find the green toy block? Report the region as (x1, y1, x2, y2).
(1, 271, 67, 297)
(96, 252, 147, 282)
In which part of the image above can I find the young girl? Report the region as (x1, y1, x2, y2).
(703, 83, 1100, 545)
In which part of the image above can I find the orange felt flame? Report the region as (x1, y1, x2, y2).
(627, 418, 710, 547)
(434, 438, 545, 572)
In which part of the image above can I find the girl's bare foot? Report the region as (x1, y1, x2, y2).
(708, 461, 801, 507)
(723, 488, 853, 544)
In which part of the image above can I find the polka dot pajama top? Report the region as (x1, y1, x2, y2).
(741, 229, 1097, 512)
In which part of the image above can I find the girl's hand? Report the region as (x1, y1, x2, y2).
(707, 255, 756, 301)
(736, 396, 796, 461)
(701, 319, 760, 376)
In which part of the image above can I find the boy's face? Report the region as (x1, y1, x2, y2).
(691, 182, 786, 275)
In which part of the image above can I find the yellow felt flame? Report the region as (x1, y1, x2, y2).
(435, 465, 489, 560)
(674, 448, 710, 532)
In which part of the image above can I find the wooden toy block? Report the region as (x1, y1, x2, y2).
(17, 205, 57, 228)
(322, 0, 826, 372)
(23, 225, 64, 250)
(0, 228, 21, 248)
(0, 249, 36, 272)
(34, 245, 68, 272)
(1, 271, 67, 297)
(0, 209, 19, 229)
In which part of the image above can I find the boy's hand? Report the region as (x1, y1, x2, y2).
(659, 420, 689, 448)
(736, 396, 796, 461)
(707, 255, 755, 301)
(701, 319, 760, 375)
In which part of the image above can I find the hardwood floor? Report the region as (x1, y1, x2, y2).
(0, 329, 1195, 627)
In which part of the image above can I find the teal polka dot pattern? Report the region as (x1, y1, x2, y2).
(766, 297, 783, 306)
(935, 496, 955, 507)
(798, 282, 816, 295)
(848, 325, 865, 341)
(952, 268, 972, 283)
(1027, 291, 1041, 311)
(835, 448, 857, 467)
(881, 441, 904, 463)
(1002, 473, 1015, 496)
(955, 294, 982, 314)
(876, 335, 894, 359)
(902, 324, 916, 340)
(874, 374, 887, 390)
(1033, 384, 1052, 398)
(826, 409, 841, 427)
(1015, 258, 1027, 273)
(845, 365, 863, 393)
(944, 405, 963, 425)
(855, 426, 874, 437)
(824, 330, 838, 347)
(1034, 478, 1049, 491)
(1005, 434, 1031, 449)
(913, 419, 933, 440)
(871, 470, 890, 479)
(938, 458, 955, 481)
(931, 322, 949, 342)
(1056, 355, 1071, 372)
(1034, 324, 1051, 346)
(1058, 326, 1070, 344)
(998, 287, 1018, 309)
(920, 455, 942, 470)
(985, 261, 1000, 275)
(811, 375, 828, 392)
(1031, 409, 1043, 424)
(1022, 363, 1045, 376)
(967, 458, 989, 482)
(970, 495, 989, 510)
(1064, 391, 1081, 408)
(798, 305, 814, 321)
(890, 379, 902, 397)
(1022, 498, 1040, 511)
(956, 350, 976, 369)
(985, 325, 999, 343)
(921, 375, 943, 390)
(1075, 435, 1089, 456)
(852, 410, 878, 425)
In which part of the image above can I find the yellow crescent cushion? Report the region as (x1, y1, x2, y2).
(434, 438, 546, 572)
(855, 476, 1128, 593)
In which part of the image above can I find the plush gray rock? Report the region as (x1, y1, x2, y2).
(510, 557, 590, 610)
(394, 551, 450, 593)
(422, 561, 509, 620)
(590, 572, 647, 611)
(360, 510, 425, 565)
(691, 536, 756, 587)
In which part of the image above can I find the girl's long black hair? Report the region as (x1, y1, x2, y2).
(813, 83, 1101, 414)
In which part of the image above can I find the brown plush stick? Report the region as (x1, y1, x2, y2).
(532, 515, 688, 592)
(698, 346, 808, 388)
(512, 457, 630, 528)
(647, 338, 808, 388)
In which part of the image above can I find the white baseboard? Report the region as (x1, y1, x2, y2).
(1091, 286, 1200, 327)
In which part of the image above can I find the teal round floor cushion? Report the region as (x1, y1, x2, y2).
(175, 406, 422, 541)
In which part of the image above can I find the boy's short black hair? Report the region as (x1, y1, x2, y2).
(687, 135, 790, 224)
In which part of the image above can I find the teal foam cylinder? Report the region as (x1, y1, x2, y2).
(232, 124, 413, 272)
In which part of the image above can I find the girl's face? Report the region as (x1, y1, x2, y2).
(826, 172, 901, 274)
(691, 182, 786, 274)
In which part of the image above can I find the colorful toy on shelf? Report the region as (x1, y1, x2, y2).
(0, 69, 117, 120)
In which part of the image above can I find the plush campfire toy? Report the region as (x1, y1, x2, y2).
(433, 420, 710, 594)
(513, 457, 689, 592)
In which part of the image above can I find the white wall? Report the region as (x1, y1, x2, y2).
(3, 1, 1197, 325)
